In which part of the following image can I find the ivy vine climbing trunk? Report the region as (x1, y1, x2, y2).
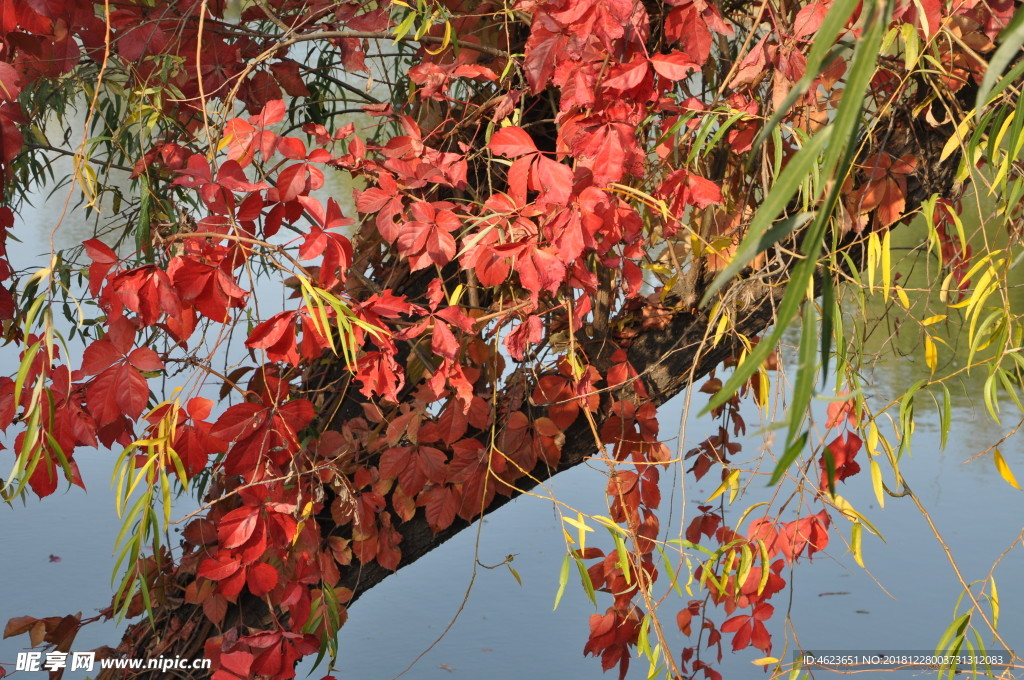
(99, 94, 964, 677)
(0, 0, 1018, 679)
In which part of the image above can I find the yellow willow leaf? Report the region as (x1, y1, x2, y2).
(882, 229, 892, 299)
(713, 312, 730, 347)
(75, 155, 99, 208)
(922, 314, 947, 326)
(851, 521, 865, 568)
(939, 271, 955, 304)
(925, 335, 938, 373)
(425, 18, 452, 55)
(706, 469, 740, 503)
(870, 458, 885, 508)
(993, 449, 1021, 490)
(940, 112, 975, 162)
(990, 577, 999, 629)
(757, 538, 770, 595)
(867, 231, 880, 290)
(895, 285, 910, 308)
(757, 367, 770, 408)
(752, 657, 779, 666)
(952, 252, 1001, 305)
(832, 494, 884, 539)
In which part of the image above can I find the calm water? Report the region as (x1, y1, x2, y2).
(1, 129, 1022, 680)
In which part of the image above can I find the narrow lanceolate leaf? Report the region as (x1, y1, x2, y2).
(989, 577, 1000, 629)
(753, 0, 861, 149)
(701, 131, 827, 303)
(704, 0, 892, 415)
(822, 0, 894, 177)
(553, 553, 570, 610)
(752, 657, 779, 666)
(820, 273, 834, 386)
(787, 300, 819, 449)
(925, 335, 938, 373)
(769, 431, 808, 486)
(992, 449, 1021, 490)
(850, 521, 865, 568)
(940, 384, 952, 450)
(706, 468, 741, 503)
(869, 458, 885, 508)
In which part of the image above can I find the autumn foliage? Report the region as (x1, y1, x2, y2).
(0, 0, 1020, 678)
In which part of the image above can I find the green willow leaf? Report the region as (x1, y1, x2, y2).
(769, 430, 809, 486)
(703, 0, 892, 414)
(753, 0, 862, 150)
(701, 127, 827, 303)
(787, 300, 819, 448)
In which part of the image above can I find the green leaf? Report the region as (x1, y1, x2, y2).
(769, 430, 809, 486)
(701, 0, 891, 411)
(613, 532, 632, 585)
(553, 553, 570, 610)
(787, 300, 819, 448)
(820, 273, 835, 386)
(701, 130, 825, 304)
(753, 0, 861, 150)
(574, 555, 597, 605)
(821, 0, 893, 177)
(137, 174, 152, 262)
(989, 576, 1000, 629)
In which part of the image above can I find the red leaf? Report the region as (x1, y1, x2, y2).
(111, 266, 182, 326)
(418, 485, 458, 532)
(825, 398, 857, 428)
(211, 403, 265, 442)
(213, 650, 254, 680)
(820, 432, 862, 489)
(0, 62, 23, 102)
(83, 236, 117, 262)
(87, 364, 150, 426)
(127, 347, 163, 371)
(523, 23, 570, 93)
(199, 555, 241, 581)
(489, 126, 538, 158)
(218, 507, 258, 549)
(793, 0, 831, 38)
(170, 255, 249, 322)
(277, 136, 307, 160)
(80, 339, 122, 375)
(247, 562, 278, 596)
(603, 58, 649, 91)
(246, 312, 300, 365)
(276, 163, 310, 203)
(651, 52, 699, 81)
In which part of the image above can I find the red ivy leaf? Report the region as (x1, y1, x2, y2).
(489, 126, 538, 158)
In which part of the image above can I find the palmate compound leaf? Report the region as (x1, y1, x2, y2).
(87, 363, 151, 427)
